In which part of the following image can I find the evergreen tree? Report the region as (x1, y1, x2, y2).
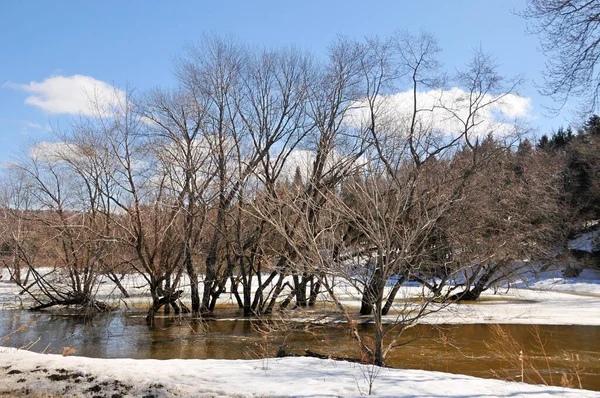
(292, 165, 303, 191)
(583, 114, 600, 137)
(538, 135, 550, 150)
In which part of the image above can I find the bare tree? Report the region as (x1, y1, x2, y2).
(177, 36, 250, 313)
(6, 138, 112, 311)
(142, 88, 215, 316)
(0, 168, 34, 286)
(226, 46, 313, 315)
(522, 0, 600, 113)
(59, 91, 195, 323)
(247, 36, 369, 314)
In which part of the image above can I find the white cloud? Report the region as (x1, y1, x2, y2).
(10, 75, 124, 117)
(345, 87, 532, 139)
(278, 149, 367, 183)
(29, 141, 89, 164)
(279, 149, 314, 182)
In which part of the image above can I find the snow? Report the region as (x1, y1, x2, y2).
(316, 266, 600, 326)
(519, 268, 600, 294)
(0, 347, 597, 397)
(2, 266, 600, 326)
(420, 287, 600, 325)
(568, 229, 600, 252)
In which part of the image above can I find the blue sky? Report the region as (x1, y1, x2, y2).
(0, 0, 573, 163)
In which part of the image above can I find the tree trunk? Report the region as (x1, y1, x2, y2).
(251, 270, 278, 314)
(108, 272, 130, 298)
(308, 276, 321, 306)
(163, 274, 171, 315)
(264, 273, 285, 314)
(146, 289, 184, 324)
(373, 299, 384, 367)
(450, 265, 495, 301)
(184, 243, 200, 315)
(360, 263, 385, 316)
(382, 274, 406, 315)
(293, 274, 308, 307)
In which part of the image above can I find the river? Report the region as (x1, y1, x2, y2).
(1, 309, 598, 391)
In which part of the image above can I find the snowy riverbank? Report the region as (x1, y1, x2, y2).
(2, 266, 600, 326)
(1, 347, 598, 397)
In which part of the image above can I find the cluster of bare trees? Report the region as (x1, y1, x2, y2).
(0, 33, 563, 365)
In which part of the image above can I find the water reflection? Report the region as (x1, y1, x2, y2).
(1, 310, 598, 391)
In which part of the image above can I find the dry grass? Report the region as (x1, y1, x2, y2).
(486, 324, 583, 389)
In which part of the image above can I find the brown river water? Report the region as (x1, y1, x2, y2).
(1, 309, 599, 391)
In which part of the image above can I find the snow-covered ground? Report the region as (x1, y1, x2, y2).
(0, 347, 597, 398)
(420, 285, 600, 325)
(520, 268, 600, 294)
(568, 228, 600, 253)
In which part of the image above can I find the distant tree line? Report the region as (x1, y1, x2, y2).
(538, 115, 600, 224)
